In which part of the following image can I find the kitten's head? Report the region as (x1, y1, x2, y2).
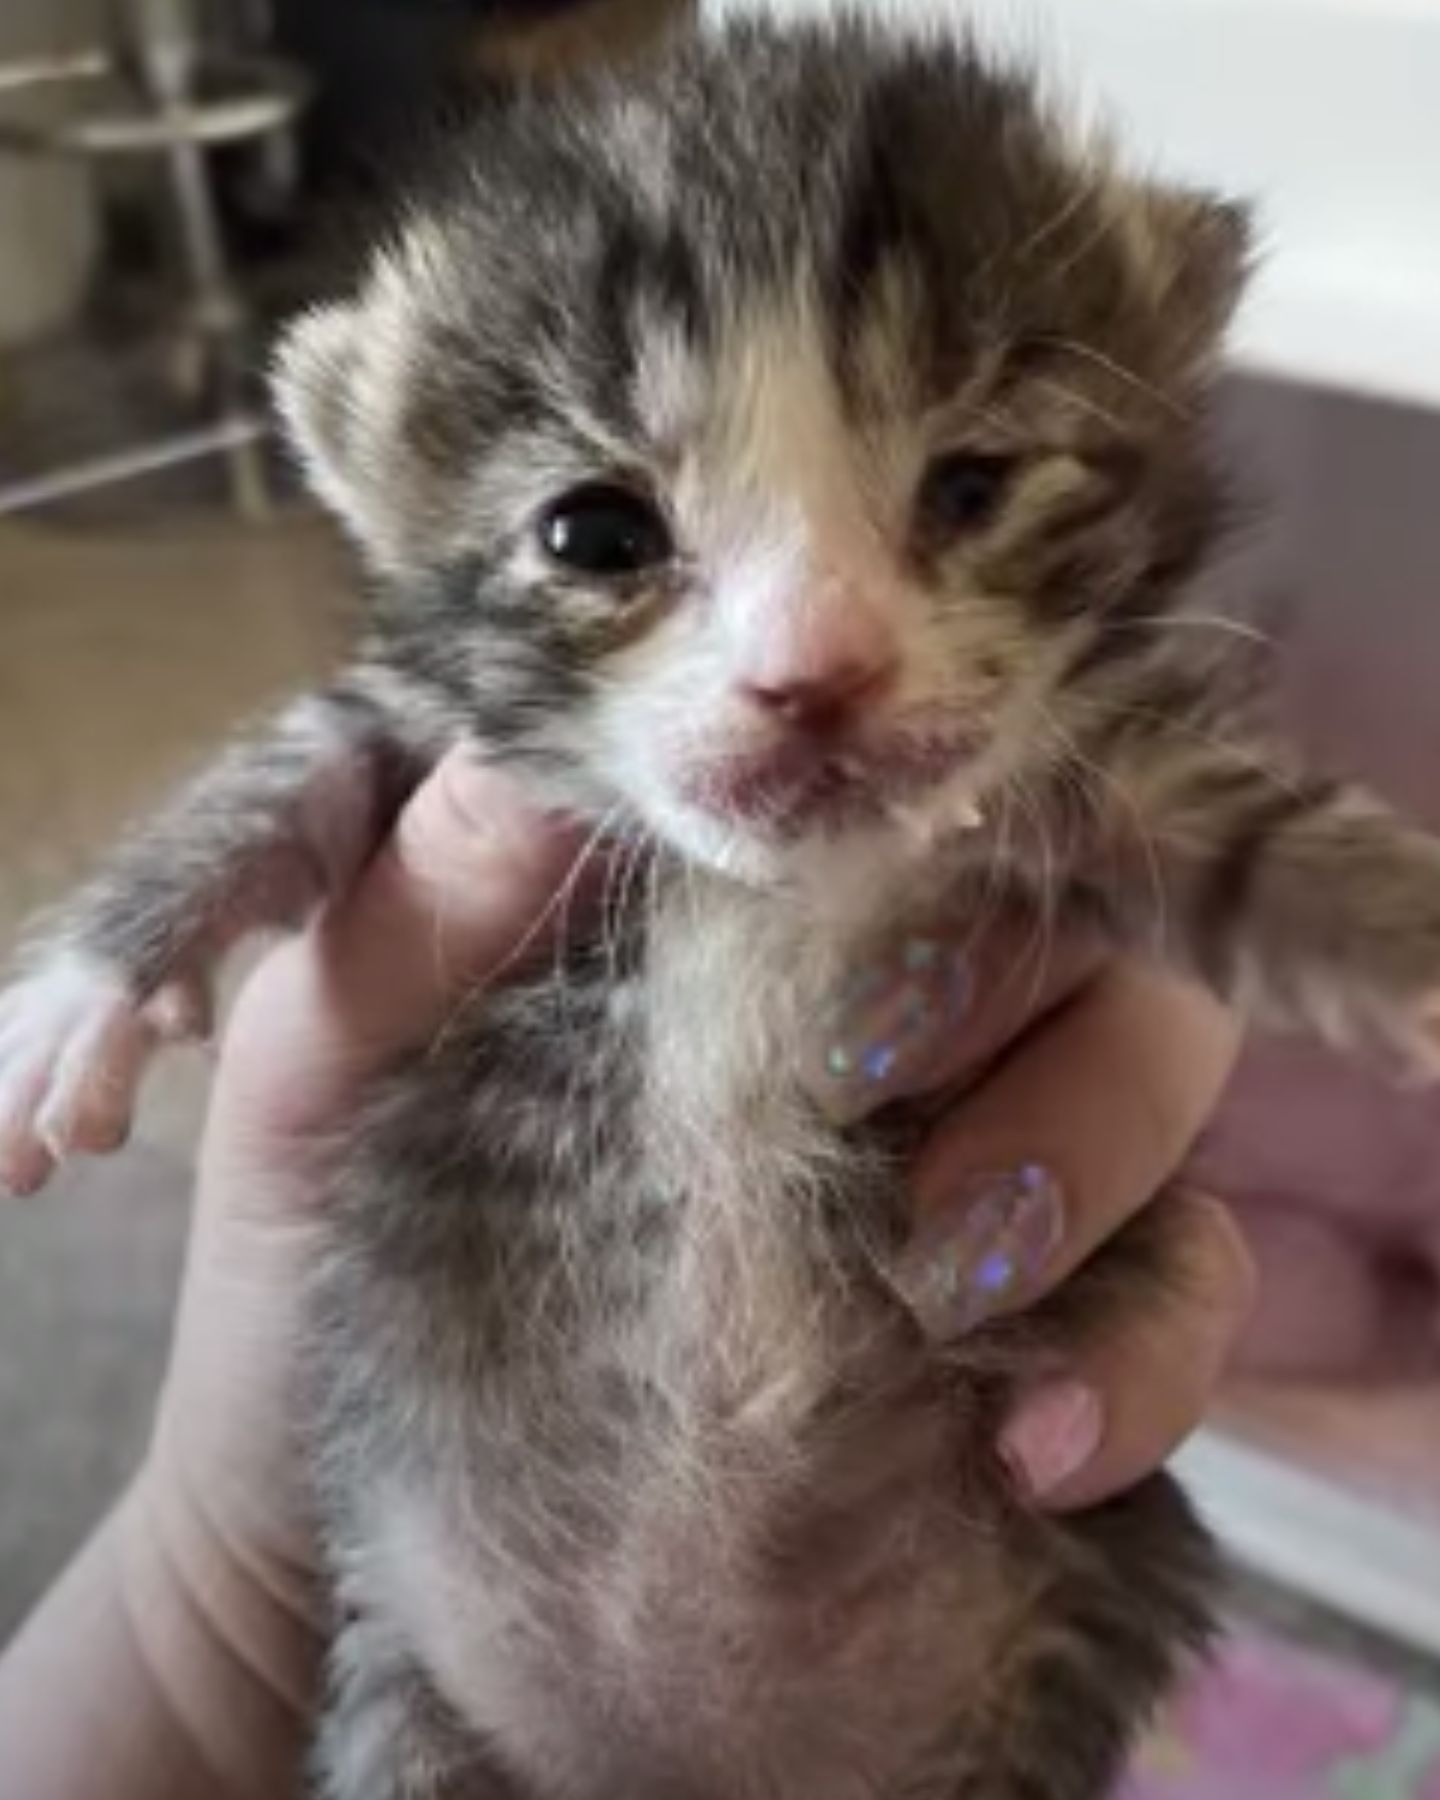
(275, 9, 1249, 881)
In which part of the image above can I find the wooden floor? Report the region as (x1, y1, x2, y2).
(0, 508, 347, 1638)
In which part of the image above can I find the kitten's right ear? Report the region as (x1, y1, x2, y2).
(1121, 185, 1255, 377)
(272, 299, 411, 573)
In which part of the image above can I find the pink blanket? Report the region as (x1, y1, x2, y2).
(1121, 1625, 1440, 1800)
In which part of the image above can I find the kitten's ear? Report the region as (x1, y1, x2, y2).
(272, 299, 410, 572)
(1123, 184, 1254, 374)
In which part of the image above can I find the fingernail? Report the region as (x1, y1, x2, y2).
(822, 937, 970, 1095)
(1000, 1381, 1104, 1501)
(890, 1163, 1064, 1341)
(0, 1151, 48, 1199)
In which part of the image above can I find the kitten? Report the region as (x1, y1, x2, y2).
(6, 10, 1440, 1797)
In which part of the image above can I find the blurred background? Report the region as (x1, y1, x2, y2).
(1, 1, 1438, 1793)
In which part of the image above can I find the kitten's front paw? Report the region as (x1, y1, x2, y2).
(0, 956, 204, 1194)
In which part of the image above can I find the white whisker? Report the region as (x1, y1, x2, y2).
(1038, 700, 1169, 957)
(1032, 375, 1131, 439)
(428, 803, 623, 1063)
(1118, 611, 1276, 651)
(1006, 774, 1061, 1015)
(1029, 332, 1189, 421)
(1061, 691, 1304, 805)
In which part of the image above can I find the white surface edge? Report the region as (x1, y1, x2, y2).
(1232, 272, 1440, 412)
(735, 0, 1440, 413)
(1176, 1428, 1440, 1658)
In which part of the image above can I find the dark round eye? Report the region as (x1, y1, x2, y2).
(539, 483, 672, 577)
(917, 452, 1018, 535)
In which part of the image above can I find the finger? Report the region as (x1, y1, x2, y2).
(1196, 1034, 1440, 1218)
(806, 920, 1106, 1125)
(209, 754, 592, 1141)
(307, 749, 591, 1058)
(890, 962, 1240, 1341)
(1001, 1191, 1257, 1509)
(1223, 1196, 1435, 1379)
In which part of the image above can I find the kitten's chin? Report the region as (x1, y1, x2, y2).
(641, 800, 793, 889)
(637, 776, 987, 901)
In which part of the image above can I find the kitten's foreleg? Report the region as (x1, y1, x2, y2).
(1123, 744, 1440, 1067)
(0, 681, 432, 1192)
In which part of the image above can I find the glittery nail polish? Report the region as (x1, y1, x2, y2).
(890, 1164, 1065, 1341)
(821, 937, 970, 1095)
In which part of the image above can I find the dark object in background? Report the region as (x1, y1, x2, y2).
(271, 0, 472, 194)
(271, 0, 685, 196)
(272, 0, 574, 192)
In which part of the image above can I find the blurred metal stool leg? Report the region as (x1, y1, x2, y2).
(0, 0, 309, 522)
(118, 0, 270, 515)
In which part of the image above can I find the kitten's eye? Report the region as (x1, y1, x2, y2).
(917, 452, 1018, 535)
(539, 484, 672, 577)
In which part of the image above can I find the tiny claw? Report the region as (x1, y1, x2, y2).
(146, 978, 212, 1043)
(0, 952, 163, 1185)
(0, 1138, 55, 1199)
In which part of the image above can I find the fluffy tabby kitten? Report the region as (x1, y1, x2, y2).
(6, 10, 1440, 1798)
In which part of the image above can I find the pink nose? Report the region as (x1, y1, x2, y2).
(736, 591, 898, 732)
(742, 659, 893, 731)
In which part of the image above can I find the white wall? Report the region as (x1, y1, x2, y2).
(707, 0, 1440, 408)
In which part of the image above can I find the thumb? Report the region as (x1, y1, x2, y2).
(316, 749, 588, 1055)
(211, 752, 589, 1140)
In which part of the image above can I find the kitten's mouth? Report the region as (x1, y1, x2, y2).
(684, 732, 984, 839)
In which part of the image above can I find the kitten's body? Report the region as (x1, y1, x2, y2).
(306, 774, 1216, 1800)
(6, 11, 1440, 1797)
(309, 849, 1207, 1800)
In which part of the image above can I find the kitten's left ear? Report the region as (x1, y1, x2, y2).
(1123, 184, 1254, 374)
(272, 301, 367, 522)
(271, 292, 421, 575)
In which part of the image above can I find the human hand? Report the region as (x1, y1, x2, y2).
(136, 758, 1252, 1623)
(810, 923, 1251, 1510)
(1196, 1037, 1440, 1380)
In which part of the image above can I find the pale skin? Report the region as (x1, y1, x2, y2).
(0, 751, 1255, 1800)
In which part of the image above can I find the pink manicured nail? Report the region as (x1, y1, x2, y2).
(1000, 1381, 1104, 1500)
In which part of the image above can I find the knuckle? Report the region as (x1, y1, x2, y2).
(1084, 968, 1239, 1161)
(1169, 1188, 1260, 1330)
